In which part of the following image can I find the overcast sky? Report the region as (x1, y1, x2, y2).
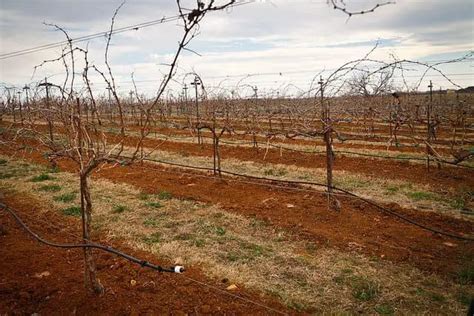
(0, 0, 473, 98)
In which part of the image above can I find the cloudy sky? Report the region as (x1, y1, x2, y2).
(0, 0, 473, 98)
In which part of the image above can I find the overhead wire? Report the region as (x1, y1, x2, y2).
(0, 0, 254, 60)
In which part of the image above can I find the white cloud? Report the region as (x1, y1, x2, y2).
(1, 0, 472, 98)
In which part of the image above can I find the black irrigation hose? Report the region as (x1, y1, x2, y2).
(132, 156, 474, 242)
(0, 202, 184, 273)
(329, 186, 474, 242)
(157, 134, 473, 169)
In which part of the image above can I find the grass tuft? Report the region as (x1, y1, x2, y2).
(157, 191, 173, 200)
(53, 192, 75, 203)
(375, 304, 394, 315)
(31, 173, 54, 182)
(142, 232, 161, 244)
(350, 277, 380, 301)
(458, 264, 474, 285)
(138, 193, 150, 201)
(146, 201, 162, 209)
(112, 205, 127, 214)
(407, 191, 437, 201)
(62, 206, 81, 216)
(38, 184, 62, 192)
(263, 168, 287, 177)
(215, 226, 226, 236)
(143, 217, 159, 227)
(0, 159, 8, 165)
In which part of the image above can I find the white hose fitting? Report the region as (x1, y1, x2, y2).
(174, 266, 184, 273)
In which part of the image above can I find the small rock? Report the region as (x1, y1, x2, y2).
(34, 271, 51, 279)
(443, 242, 457, 247)
(286, 204, 295, 208)
(226, 284, 238, 291)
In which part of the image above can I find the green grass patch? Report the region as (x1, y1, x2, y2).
(53, 192, 75, 203)
(406, 191, 438, 201)
(146, 201, 162, 209)
(375, 304, 394, 315)
(0, 172, 15, 179)
(350, 277, 380, 301)
(112, 205, 127, 214)
(38, 184, 62, 192)
(62, 206, 81, 216)
(456, 290, 473, 306)
(49, 166, 60, 173)
(385, 186, 399, 194)
(263, 168, 287, 177)
(157, 191, 173, 200)
(458, 264, 474, 285)
(138, 193, 150, 201)
(215, 226, 226, 236)
(142, 232, 161, 244)
(30, 173, 54, 182)
(193, 238, 205, 247)
(143, 217, 159, 227)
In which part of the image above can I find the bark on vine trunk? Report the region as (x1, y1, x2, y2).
(80, 173, 104, 294)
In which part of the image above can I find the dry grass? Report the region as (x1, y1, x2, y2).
(0, 155, 472, 314)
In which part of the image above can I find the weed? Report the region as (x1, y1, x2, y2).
(456, 290, 473, 306)
(38, 184, 62, 192)
(31, 173, 54, 182)
(62, 206, 81, 216)
(264, 168, 287, 177)
(286, 301, 307, 312)
(143, 218, 159, 227)
(215, 226, 226, 236)
(0, 159, 7, 165)
(458, 264, 474, 285)
(53, 192, 75, 203)
(305, 242, 317, 253)
(350, 277, 380, 301)
(142, 232, 161, 244)
(0, 173, 14, 179)
(175, 233, 193, 240)
(429, 292, 446, 302)
(449, 197, 465, 210)
(193, 238, 205, 247)
(407, 191, 437, 201)
(112, 205, 127, 214)
(385, 186, 399, 194)
(138, 193, 149, 201)
(375, 304, 394, 315)
(157, 191, 172, 200)
(49, 166, 60, 173)
(146, 201, 162, 209)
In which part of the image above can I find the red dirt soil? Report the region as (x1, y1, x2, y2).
(0, 193, 289, 315)
(3, 146, 473, 278)
(114, 134, 474, 191)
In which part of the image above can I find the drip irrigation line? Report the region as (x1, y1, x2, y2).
(0, 201, 184, 273)
(131, 156, 474, 241)
(0, 200, 288, 314)
(133, 158, 353, 199)
(327, 186, 474, 242)
(135, 130, 473, 169)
